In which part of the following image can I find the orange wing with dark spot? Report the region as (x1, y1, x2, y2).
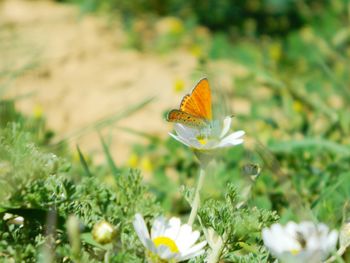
(179, 78, 212, 120)
(167, 110, 208, 128)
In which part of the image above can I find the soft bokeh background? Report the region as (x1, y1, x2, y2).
(3, 0, 347, 166)
(2, 0, 350, 211)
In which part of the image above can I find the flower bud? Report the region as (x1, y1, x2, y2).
(92, 220, 116, 245)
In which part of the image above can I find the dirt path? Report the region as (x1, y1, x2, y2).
(0, 0, 247, 166)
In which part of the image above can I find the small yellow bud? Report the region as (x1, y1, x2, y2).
(141, 157, 153, 173)
(173, 79, 185, 93)
(156, 17, 184, 35)
(33, 104, 43, 119)
(189, 45, 203, 58)
(293, 100, 303, 113)
(268, 42, 282, 62)
(92, 220, 116, 245)
(127, 153, 139, 168)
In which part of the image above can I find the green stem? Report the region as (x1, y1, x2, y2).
(206, 237, 225, 263)
(324, 245, 347, 263)
(188, 167, 206, 226)
(104, 249, 110, 263)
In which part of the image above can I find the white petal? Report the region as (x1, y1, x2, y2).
(285, 221, 299, 236)
(163, 217, 181, 240)
(176, 225, 199, 251)
(325, 230, 338, 252)
(263, 223, 300, 253)
(262, 228, 273, 246)
(315, 223, 328, 235)
(217, 131, 245, 148)
(133, 214, 151, 248)
(156, 245, 177, 259)
(169, 133, 192, 148)
(262, 227, 284, 254)
(176, 240, 207, 261)
(176, 248, 205, 261)
(151, 216, 167, 239)
(145, 238, 157, 253)
(219, 116, 232, 138)
(217, 139, 244, 148)
(174, 124, 199, 139)
(298, 221, 315, 237)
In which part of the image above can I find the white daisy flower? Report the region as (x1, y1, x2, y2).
(133, 213, 207, 262)
(169, 116, 244, 152)
(262, 221, 338, 263)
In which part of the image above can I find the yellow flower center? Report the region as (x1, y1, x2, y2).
(33, 104, 43, 119)
(153, 236, 179, 253)
(290, 249, 300, 255)
(197, 138, 208, 145)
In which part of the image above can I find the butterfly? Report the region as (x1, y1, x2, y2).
(167, 78, 212, 128)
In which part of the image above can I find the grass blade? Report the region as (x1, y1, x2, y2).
(76, 145, 92, 177)
(52, 97, 154, 145)
(115, 125, 160, 141)
(99, 133, 120, 176)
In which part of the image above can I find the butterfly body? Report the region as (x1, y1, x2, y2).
(167, 78, 212, 128)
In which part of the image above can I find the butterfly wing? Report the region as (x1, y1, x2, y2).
(167, 109, 208, 128)
(179, 78, 212, 120)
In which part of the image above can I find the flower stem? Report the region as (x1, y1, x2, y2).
(324, 245, 348, 263)
(188, 167, 206, 226)
(206, 237, 225, 263)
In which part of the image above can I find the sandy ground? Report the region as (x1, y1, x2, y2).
(0, 0, 248, 165)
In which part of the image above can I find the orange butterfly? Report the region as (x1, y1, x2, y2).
(167, 78, 212, 128)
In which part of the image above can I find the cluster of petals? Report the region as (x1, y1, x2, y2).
(169, 116, 244, 151)
(133, 213, 207, 262)
(262, 221, 338, 263)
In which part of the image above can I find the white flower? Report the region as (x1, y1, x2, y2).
(133, 213, 207, 262)
(169, 116, 244, 151)
(3, 213, 24, 226)
(262, 221, 338, 263)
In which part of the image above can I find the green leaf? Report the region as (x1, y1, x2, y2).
(238, 242, 259, 254)
(269, 138, 350, 156)
(80, 233, 108, 250)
